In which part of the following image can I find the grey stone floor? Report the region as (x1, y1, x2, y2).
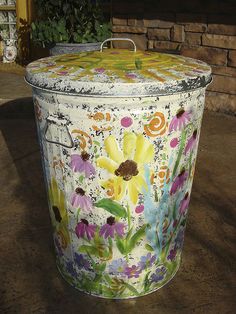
(0, 73, 235, 313)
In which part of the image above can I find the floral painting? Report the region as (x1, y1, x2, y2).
(33, 87, 205, 299)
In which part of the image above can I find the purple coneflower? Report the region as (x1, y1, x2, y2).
(179, 192, 190, 215)
(75, 219, 96, 240)
(99, 216, 125, 239)
(71, 152, 95, 178)
(124, 265, 142, 279)
(184, 129, 198, 155)
(170, 169, 188, 195)
(70, 187, 93, 211)
(169, 109, 191, 132)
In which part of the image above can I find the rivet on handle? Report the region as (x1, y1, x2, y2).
(100, 38, 137, 52)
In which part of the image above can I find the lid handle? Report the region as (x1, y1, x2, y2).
(100, 38, 137, 52)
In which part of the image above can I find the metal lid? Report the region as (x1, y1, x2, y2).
(26, 38, 212, 97)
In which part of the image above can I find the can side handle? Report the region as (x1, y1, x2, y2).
(100, 38, 137, 52)
(44, 117, 74, 148)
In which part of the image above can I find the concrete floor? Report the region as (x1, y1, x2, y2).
(0, 73, 235, 313)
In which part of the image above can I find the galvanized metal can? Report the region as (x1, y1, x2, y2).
(26, 38, 212, 299)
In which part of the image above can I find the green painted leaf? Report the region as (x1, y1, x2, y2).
(104, 274, 112, 285)
(144, 271, 151, 292)
(127, 224, 147, 252)
(79, 175, 84, 183)
(145, 243, 154, 252)
(135, 58, 142, 70)
(95, 263, 106, 273)
(124, 283, 140, 296)
(94, 198, 127, 218)
(116, 237, 126, 254)
(79, 245, 98, 256)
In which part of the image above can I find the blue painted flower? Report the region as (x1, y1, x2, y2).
(150, 266, 167, 283)
(167, 248, 177, 261)
(175, 228, 185, 250)
(138, 253, 156, 271)
(65, 261, 77, 278)
(124, 265, 142, 279)
(74, 253, 90, 270)
(108, 258, 128, 276)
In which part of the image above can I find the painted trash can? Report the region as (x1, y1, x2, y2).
(25, 38, 212, 299)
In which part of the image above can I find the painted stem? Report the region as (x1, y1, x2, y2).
(172, 129, 186, 178)
(127, 203, 131, 231)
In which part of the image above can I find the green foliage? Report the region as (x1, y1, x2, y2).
(116, 224, 147, 255)
(31, 0, 111, 46)
(94, 198, 127, 218)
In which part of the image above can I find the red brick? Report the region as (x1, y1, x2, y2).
(207, 75, 236, 95)
(202, 34, 236, 50)
(205, 91, 236, 114)
(208, 24, 236, 36)
(181, 46, 227, 66)
(185, 23, 207, 33)
(211, 65, 236, 77)
(185, 32, 202, 45)
(144, 19, 174, 28)
(112, 25, 147, 34)
(127, 19, 144, 27)
(112, 33, 147, 51)
(112, 17, 127, 26)
(148, 29, 170, 41)
(228, 50, 236, 67)
(171, 25, 185, 42)
(153, 41, 180, 51)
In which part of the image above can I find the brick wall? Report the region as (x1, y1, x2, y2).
(111, 1, 236, 114)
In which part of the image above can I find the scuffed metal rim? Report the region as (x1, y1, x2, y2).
(25, 76, 212, 98)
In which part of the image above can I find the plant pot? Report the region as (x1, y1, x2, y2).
(49, 42, 102, 56)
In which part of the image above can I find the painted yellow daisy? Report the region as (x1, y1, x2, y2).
(97, 132, 154, 204)
(48, 177, 70, 248)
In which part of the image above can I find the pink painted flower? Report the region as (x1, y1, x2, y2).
(170, 169, 188, 195)
(95, 67, 105, 74)
(75, 219, 96, 240)
(179, 192, 190, 215)
(70, 187, 93, 211)
(170, 137, 179, 148)
(135, 204, 144, 214)
(99, 216, 125, 239)
(184, 129, 198, 155)
(121, 116, 133, 127)
(169, 109, 191, 132)
(58, 71, 68, 75)
(124, 265, 142, 278)
(71, 152, 95, 178)
(126, 73, 137, 79)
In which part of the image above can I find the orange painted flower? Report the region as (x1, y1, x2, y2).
(157, 165, 170, 188)
(144, 112, 167, 137)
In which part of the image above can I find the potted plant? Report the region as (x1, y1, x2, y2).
(30, 0, 111, 55)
